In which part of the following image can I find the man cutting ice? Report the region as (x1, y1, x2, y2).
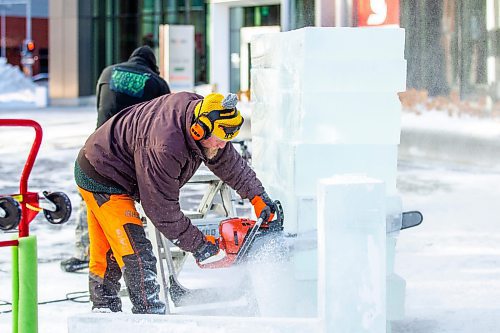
(74, 92, 277, 314)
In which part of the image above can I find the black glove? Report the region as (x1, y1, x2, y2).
(251, 191, 276, 222)
(193, 240, 219, 262)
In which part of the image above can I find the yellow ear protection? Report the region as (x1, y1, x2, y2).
(190, 101, 243, 141)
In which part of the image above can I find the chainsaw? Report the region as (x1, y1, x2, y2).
(196, 200, 284, 269)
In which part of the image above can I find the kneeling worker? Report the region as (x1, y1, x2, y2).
(74, 92, 277, 314)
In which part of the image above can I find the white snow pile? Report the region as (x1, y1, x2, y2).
(0, 57, 47, 107)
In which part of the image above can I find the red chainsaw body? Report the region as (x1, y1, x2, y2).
(219, 218, 256, 254)
(197, 217, 259, 269)
(196, 201, 283, 269)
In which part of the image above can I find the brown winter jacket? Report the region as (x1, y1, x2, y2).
(77, 92, 264, 252)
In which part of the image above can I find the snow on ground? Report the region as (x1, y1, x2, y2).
(402, 109, 500, 139)
(0, 58, 48, 108)
(0, 106, 95, 333)
(1, 106, 500, 332)
(394, 160, 500, 332)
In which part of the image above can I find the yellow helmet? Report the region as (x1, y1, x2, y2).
(191, 93, 244, 141)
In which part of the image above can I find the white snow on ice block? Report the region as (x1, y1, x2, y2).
(68, 313, 321, 333)
(251, 27, 406, 69)
(251, 90, 402, 144)
(317, 175, 386, 333)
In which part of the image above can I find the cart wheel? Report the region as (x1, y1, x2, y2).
(0, 197, 21, 231)
(43, 192, 72, 224)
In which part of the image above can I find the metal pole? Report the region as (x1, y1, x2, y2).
(281, 0, 291, 31)
(184, 0, 190, 24)
(154, 0, 160, 47)
(486, 0, 498, 102)
(25, 0, 31, 76)
(335, 0, 353, 27)
(315, 0, 335, 26)
(1, 9, 5, 58)
(25, 0, 30, 40)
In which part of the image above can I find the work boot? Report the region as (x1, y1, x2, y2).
(89, 249, 123, 312)
(60, 257, 89, 273)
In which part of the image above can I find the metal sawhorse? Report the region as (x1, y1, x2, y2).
(144, 171, 237, 313)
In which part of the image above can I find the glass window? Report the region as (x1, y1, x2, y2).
(191, 0, 204, 8)
(242, 5, 280, 27)
(230, 5, 280, 93)
(292, 0, 315, 29)
(91, 0, 209, 90)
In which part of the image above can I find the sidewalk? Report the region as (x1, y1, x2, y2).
(399, 111, 500, 170)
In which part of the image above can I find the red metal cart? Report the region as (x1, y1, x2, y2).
(0, 119, 72, 333)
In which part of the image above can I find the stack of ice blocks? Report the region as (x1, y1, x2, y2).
(250, 27, 407, 321)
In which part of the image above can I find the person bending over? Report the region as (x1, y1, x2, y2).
(74, 92, 276, 313)
(61, 45, 170, 273)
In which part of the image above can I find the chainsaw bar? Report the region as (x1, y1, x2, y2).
(234, 200, 283, 264)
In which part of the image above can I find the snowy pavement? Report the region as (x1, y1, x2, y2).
(0, 106, 95, 333)
(394, 160, 500, 332)
(0, 105, 500, 332)
(396, 110, 500, 333)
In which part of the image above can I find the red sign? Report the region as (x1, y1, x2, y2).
(357, 0, 399, 27)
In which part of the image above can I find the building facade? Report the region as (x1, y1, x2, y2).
(401, 0, 491, 99)
(0, 0, 48, 76)
(50, 0, 314, 99)
(48, 0, 500, 104)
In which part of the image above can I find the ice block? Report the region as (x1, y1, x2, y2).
(317, 175, 386, 333)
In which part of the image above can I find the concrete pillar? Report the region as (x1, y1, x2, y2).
(209, 1, 230, 94)
(281, 0, 291, 31)
(315, 0, 354, 27)
(49, 0, 79, 100)
(487, 0, 500, 101)
(315, 0, 335, 26)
